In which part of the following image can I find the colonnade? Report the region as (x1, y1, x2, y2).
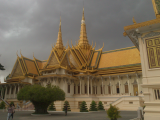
(75, 73, 142, 96)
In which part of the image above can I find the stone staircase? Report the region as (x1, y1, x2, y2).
(22, 101, 34, 110)
(0, 96, 9, 106)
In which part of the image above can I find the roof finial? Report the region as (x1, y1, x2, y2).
(132, 17, 137, 24)
(152, 0, 160, 18)
(55, 14, 64, 49)
(82, 5, 85, 21)
(16, 50, 18, 57)
(78, 4, 90, 48)
(20, 49, 22, 57)
(33, 52, 35, 59)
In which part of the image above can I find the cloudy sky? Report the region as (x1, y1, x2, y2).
(0, 0, 156, 82)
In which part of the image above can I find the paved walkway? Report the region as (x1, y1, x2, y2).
(0, 110, 137, 120)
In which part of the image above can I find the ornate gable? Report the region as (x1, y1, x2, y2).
(46, 51, 59, 68)
(11, 59, 24, 78)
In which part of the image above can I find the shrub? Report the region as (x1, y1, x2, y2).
(63, 101, 71, 111)
(80, 101, 88, 112)
(98, 101, 105, 110)
(0, 101, 5, 109)
(89, 101, 97, 111)
(48, 102, 56, 111)
(106, 104, 121, 120)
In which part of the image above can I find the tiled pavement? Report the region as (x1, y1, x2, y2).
(0, 110, 137, 120)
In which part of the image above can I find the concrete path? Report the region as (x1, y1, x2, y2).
(0, 110, 137, 120)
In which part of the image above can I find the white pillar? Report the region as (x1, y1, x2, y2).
(109, 76, 112, 95)
(136, 74, 140, 95)
(88, 76, 89, 95)
(127, 75, 130, 95)
(9, 85, 11, 99)
(110, 81, 112, 95)
(91, 79, 92, 95)
(94, 80, 96, 94)
(4, 86, 7, 100)
(101, 77, 103, 95)
(80, 79, 81, 95)
(13, 85, 16, 98)
(18, 84, 20, 93)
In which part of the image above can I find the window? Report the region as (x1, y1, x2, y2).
(116, 86, 119, 93)
(85, 86, 87, 94)
(78, 102, 82, 109)
(145, 37, 160, 68)
(7, 87, 10, 94)
(68, 85, 70, 93)
(108, 86, 111, 94)
(11, 87, 14, 94)
(93, 86, 95, 94)
(154, 89, 160, 100)
(16, 86, 18, 94)
(74, 85, 76, 94)
(96, 86, 97, 94)
(129, 102, 133, 104)
(125, 85, 129, 93)
(89, 86, 91, 94)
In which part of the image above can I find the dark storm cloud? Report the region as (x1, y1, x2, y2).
(0, 0, 155, 82)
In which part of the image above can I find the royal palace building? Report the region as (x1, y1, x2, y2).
(0, 7, 144, 111)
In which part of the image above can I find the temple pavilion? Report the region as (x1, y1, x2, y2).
(0, 7, 144, 111)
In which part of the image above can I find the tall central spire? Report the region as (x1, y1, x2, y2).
(55, 16, 64, 49)
(78, 7, 90, 49)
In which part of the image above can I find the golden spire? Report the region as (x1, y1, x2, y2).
(152, 0, 160, 18)
(55, 16, 64, 49)
(78, 6, 90, 49)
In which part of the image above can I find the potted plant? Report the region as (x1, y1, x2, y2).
(80, 101, 88, 112)
(48, 102, 56, 111)
(98, 101, 105, 111)
(89, 100, 97, 111)
(106, 104, 121, 120)
(63, 101, 71, 111)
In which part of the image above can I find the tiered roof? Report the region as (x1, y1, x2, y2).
(6, 7, 142, 82)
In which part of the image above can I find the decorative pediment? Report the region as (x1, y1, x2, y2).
(124, 81, 128, 85)
(46, 51, 59, 68)
(132, 79, 137, 84)
(11, 60, 24, 78)
(143, 32, 160, 38)
(116, 82, 119, 86)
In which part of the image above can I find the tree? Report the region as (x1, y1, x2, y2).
(17, 84, 65, 114)
(0, 101, 5, 109)
(89, 101, 97, 111)
(80, 101, 88, 112)
(106, 104, 121, 120)
(48, 102, 56, 111)
(0, 64, 5, 70)
(63, 101, 71, 111)
(98, 101, 105, 110)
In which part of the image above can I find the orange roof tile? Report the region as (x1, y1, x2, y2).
(90, 52, 98, 67)
(98, 46, 141, 69)
(24, 59, 39, 75)
(37, 61, 47, 69)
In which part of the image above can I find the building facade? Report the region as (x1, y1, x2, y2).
(124, 0, 160, 119)
(0, 7, 144, 111)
